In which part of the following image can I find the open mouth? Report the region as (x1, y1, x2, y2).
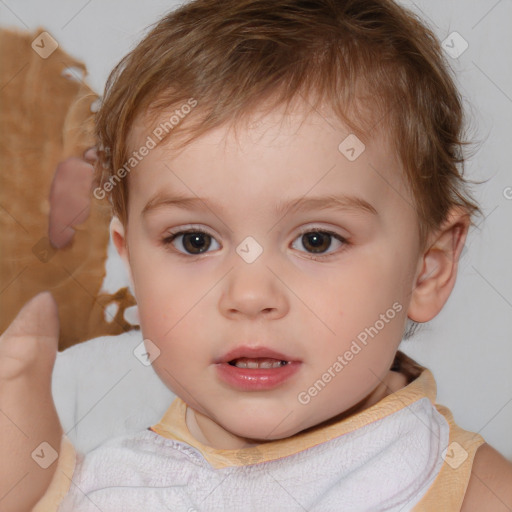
(218, 358, 300, 391)
(228, 357, 290, 369)
(215, 346, 300, 390)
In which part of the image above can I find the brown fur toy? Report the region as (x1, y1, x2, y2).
(0, 27, 138, 350)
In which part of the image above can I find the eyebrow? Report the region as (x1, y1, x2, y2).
(141, 192, 377, 218)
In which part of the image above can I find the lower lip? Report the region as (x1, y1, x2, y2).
(216, 362, 301, 391)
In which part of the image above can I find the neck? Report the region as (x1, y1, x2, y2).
(186, 406, 261, 450)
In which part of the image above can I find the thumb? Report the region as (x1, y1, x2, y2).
(2, 292, 59, 341)
(0, 292, 60, 380)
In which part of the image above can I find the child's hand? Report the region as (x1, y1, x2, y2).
(48, 147, 97, 249)
(0, 292, 63, 512)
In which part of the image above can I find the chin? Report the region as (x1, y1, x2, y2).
(217, 409, 305, 443)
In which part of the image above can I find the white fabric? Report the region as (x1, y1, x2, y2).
(52, 330, 174, 454)
(57, 396, 449, 512)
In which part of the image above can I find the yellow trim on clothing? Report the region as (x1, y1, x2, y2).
(412, 404, 485, 511)
(150, 368, 439, 470)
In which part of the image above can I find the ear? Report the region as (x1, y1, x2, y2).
(407, 208, 470, 323)
(110, 216, 135, 290)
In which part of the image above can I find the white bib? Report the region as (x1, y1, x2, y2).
(58, 395, 449, 511)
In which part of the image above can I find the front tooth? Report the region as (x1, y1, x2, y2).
(233, 358, 289, 369)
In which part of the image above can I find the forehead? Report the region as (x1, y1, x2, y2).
(125, 100, 411, 221)
(127, 91, 386, 158)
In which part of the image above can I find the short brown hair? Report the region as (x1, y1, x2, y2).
(95, 0, 480, 243)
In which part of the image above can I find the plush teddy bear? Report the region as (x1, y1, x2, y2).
(0, 26, 137, 350)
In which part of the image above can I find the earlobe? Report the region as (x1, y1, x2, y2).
(408, 209, 470, 323)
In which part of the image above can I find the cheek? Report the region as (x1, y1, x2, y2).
(331, 262, 398, 317)
(129, 258, 210, 356)
(128, 254, 178, 342)
(322, 255, 412, 354)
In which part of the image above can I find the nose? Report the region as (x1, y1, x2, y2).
(219, 259, 289, 321)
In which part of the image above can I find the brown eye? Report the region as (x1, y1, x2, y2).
(164, 230, 220, 255)
(301, 232, 332, 253)
(291, 229, 346, 258)
(181, 232, 211, 254)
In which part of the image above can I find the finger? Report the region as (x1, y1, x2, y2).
(0, 292, 59, 342)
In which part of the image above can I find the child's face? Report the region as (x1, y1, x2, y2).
(115, 101, 426, 447)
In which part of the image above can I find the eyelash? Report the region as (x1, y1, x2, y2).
(161, 226, 349, 261)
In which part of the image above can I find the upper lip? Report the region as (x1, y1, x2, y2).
(215, 345, 298, 364)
